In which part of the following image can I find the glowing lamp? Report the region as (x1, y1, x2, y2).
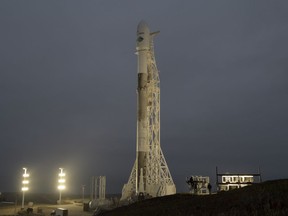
(58, 185, 66, 190)
(22, 187, 29, 191)
(21, 168, 29, 209)
(58, 168, 66, 204)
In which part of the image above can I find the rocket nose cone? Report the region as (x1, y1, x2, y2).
(137, 20, 150, 34)
(136, 21, 150, 50)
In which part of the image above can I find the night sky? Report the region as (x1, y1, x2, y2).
(1, 1, 288, 195)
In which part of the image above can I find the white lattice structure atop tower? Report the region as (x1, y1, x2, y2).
(121, 21, 176, 201)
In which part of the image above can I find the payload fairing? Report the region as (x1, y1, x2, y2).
(121, 21, 176, 200)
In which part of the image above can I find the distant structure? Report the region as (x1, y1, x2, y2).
(91, 176, 106, 200)
(216, 167, 262, 191)
(90, 176, 111, 209)
(121, 21, 176, 201)
(186, 176, 210, 195)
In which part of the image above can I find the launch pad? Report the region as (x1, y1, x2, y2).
(121, 21, 176, 201)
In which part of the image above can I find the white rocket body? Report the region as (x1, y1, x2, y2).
(120, 21, 176, 200)
(136, 21, 150, 193)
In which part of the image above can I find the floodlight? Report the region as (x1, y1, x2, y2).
(21, 168, 29, 209)
(58, 168, 66, 204)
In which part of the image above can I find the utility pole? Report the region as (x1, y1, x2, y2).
(82, 185, 85, 203)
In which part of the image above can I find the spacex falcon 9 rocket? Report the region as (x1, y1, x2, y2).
(121, 21, 176, 200)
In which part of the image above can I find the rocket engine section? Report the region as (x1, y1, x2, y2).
(136, 21, 150, 193)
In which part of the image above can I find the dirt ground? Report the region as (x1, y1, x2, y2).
(0, 203, 92, 216)
(101, 179, 288, 216)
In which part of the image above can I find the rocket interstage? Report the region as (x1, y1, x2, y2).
(121, 21, 176, 201)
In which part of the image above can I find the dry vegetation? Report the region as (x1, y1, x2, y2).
(100, 179, 288, 216)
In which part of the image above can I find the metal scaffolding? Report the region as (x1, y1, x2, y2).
(121, 32, 176, 201)
(91, 176, 106, 200)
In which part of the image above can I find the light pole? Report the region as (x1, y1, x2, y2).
(21, 168, 29, 209)
(82, 185, 85, 204)
(58, 168, 65, 204)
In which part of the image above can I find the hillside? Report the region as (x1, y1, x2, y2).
(100, 179, 288, 216)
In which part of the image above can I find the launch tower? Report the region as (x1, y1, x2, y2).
(121, 21, 176, 201)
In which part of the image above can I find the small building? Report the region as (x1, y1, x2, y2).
(89, 176, 113, 210)
(186, 176, 210, 195)
(53, 208, 68, 216)
(216, 167, 262, 192)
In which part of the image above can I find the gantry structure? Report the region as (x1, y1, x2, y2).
(121, 31, 176, 201)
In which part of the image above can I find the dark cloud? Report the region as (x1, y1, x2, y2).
(0, 0, 288, 194)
